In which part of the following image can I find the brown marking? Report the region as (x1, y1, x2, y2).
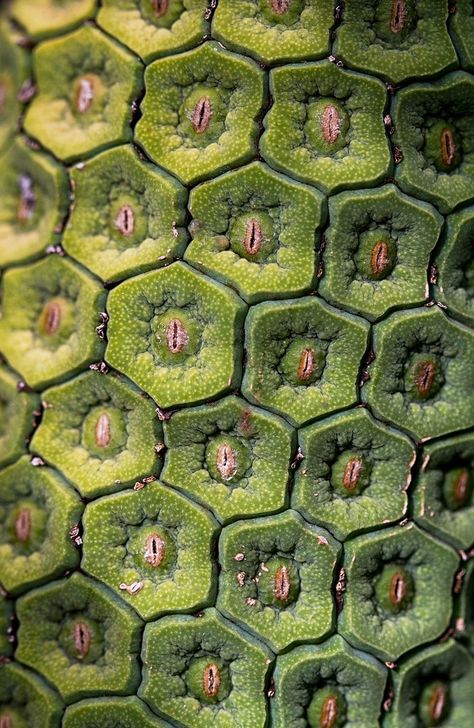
(244, 219, 263, 256)
(203, 663, 221, 698)
(42, 302, 62, 336)
(441, 128, 457, 168)
(428, 683, 447, 724)
(389, 571, 408, 607)
(152, 0, 169, 16)
(217, 444, 237, 480)
(17, 174, 36, 223)
(192, 97, 212, 134)
(371, 241, 392, 277)
(321, 105, 341, 145)
(114, 204, 135, 236)
(271, 0, 291, 14)
(320, 695, 340, 728)
(0, 83, 7, 114)
(75, 77, 94, 114)
(343, 458, 363, 491)
(15, 507, 31, 542)
(298, 348, 315, 381)
(144, 533, 166, 567)
(0, 716, 13, 728)
(74, 621, 91, 659)
(166, 318, 189, 354)
(95, 413, 111, 449)
(414, 360, 437, 398)
(390, 0, 409, 33)
(274, 565, 291, 602)
(453, 469, 471, 507)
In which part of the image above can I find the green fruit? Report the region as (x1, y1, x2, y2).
(1, 2, 473, 726)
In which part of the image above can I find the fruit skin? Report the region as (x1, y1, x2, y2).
(1, 2, 474, 727)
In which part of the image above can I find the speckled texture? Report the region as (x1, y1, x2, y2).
(30, 371, 163, 497)
(334, 0, 457, 84)
(213, 0, 336, 65)
(320, 184, 443, 320)
(339, 524, 459, 662)
(272, 635, 387, 727)
(1, 2, 474, 725)
(98, 0, 209, 63)
(384, 640, 474, 728)
(139, 608, 272, 728)
(293, 408, 414, 540)
(0, 457, 83, 594)
(217, 510, 340, 652)
(0, 138, 69, 267)
(186, 161, 325, 303)
(106, 261, 247, 408)
(82, 481, 219, 620)
(64, 145, 188, 283)
(261, 60, 391, 195)
(24, 25, 143, 162)
(135, 42, 266, 185)
(162, 395, 295, 523)
(363, 307, 474, 440)
(0, 256, 106, 389)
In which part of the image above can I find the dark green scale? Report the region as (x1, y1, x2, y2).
(442, 466, 473, 511)
(58, 614, 104, 664)
(355, 229, 397, 281)
(374, 563, 415, 615)
(405, 352, 445, 401)
(307, 686, 347, 728)
(257, 555, 300, 608)
(330, 450, 372, 498)
(186, 656, 231, 704)
(205, 433, 251, 485)
(374, 0, 417, 44)
(280, 338, 326, 387)
(418, 680, 451, 727)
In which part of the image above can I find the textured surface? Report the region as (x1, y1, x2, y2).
(0, 1, 473, 726)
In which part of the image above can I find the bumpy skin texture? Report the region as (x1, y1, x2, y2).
(0, 1, 473, 727)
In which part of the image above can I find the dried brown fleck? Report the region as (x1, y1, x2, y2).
(15, 507, 31, 542)
(166, 318, 189, 354)
(216, 443, 238, 480)
(74, 621, 91, 659)
(274, 564, 291, 602)
(192, 97, 213, 134)
(203, 663, 221, 698)
(144, 533, 166, 567)
(321, 104, 341, 145)
(95, 412, 111, 449)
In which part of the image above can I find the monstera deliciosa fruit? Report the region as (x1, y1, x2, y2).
(1, 1, 473, 726)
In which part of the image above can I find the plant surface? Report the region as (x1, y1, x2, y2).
(0, 1, 473, 726)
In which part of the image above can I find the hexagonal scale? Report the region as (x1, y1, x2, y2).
(217, 510, 340, 653)
(82, 481, 219, 620)
(31, 371, 163, 498)
(293, 408, 415, 541)
(0, 256, 106, 390)
(24, 25, 143, 163)
(106, 262, 247, 409)
(162, 394, 295, 523)
(186, 161, 325, 304)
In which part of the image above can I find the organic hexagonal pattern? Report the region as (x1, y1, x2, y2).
(218, 510, 340, 652)
(435, 206, 474, 325)
(0, 22, 29, 155)
(339, 524, 459, 662)
(242, 296, 369, 426)
(293, 408, 415, 540)
(271, 635, 387, 728)
(0, 366, 39, 468)
(393, 72, 474, 214)
(82, 481, 219, 620)
(139, 608, 272, 728)
(213, 0, 336, 65)
(97, 0, 209, 63)
(0, 256, 106, 389)
(0, 457, 83, 594)
(63, 145, 188, 283)
(320, 184, 443, 320)
(106, 262, 247, 408)
(0, 138, 69, 267)
(363, 307, 474, 440)
(0, 662, 63, 727)
(16, 572, 142, 703)
(385, 640, 474, 728)
(135, 41, 266, 185)
(24, 26, 143, 162)
(412, 433, 474, 550)
(162, 395, 295, 523)
(186, 161, 325, 304)
(261, 60, 391, 194)
(2, 2, 474, 725)
(31, 371, 163, 497)
(334, 0, 457, 84)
